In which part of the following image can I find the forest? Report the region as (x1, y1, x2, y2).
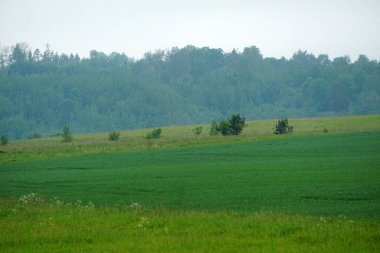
(0, 43, 379, 139)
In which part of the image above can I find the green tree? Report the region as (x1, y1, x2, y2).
(218, 120, 231, 136)
(32, 48, 41, 61)
(108, 131, 120, 141)
(62, 125, 72, 142)
(327, 85, 350, 112)
(228, 114, 246, 135)
(0, 135, 8, 145)
(274, 118, 293, 134)
(146, 128, 162, 139)
(193, 126, 202, 142)
(11, 44, 26, 63)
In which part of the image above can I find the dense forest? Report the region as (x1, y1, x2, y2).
(0, 43, 379, 139)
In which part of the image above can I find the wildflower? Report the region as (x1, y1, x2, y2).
(137, 217, 149, 230)
(85, 201, 95, 209)
(18, 193, 44, 205)
(50, 197, 64, 206)
(129, 202, 141, 209)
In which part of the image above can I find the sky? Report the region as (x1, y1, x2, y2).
(0, 0, 379, 60)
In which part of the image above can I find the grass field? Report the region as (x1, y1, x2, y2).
(1, 115, 379, 163)
(1, 131, 380, 217)
(1, 201, 379, 253)
(1, 115, 380, 252)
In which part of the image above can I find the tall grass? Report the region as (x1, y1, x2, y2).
(0, 198, 379, 253)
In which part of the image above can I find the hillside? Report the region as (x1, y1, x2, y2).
(1, 44, 380, 139)
(1, 115, 379, 163)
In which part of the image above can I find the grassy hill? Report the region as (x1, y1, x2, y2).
(1, 115, 379, 163)
(1, 115, 379, 252)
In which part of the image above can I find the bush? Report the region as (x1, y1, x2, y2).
(218, 120, 231, 136)
(62, 125, 73, 142)
(193, 126, 202, 142)
(1, 135, 8, 145)
(146, 128, 162, 139)
(108, 131, 121, 141)
(274, 118, 293, 134)
(215, 114, 246, 136)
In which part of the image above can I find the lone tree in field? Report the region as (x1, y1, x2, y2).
(193, 126, 202, 142)
(0, 135, 8, 145)
(228, 114, 246, 135)
(62, 124, 72, 142)
(108, 131, 120, 141)
(274, 118, 293, 134)
(146, 128, 162, 139)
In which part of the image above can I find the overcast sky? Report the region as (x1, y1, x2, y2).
(1, 0, 379, 60)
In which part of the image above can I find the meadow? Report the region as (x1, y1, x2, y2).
(1, 115, 379, 163)
(1, 201, 379, 253)
(0, 115, 380, 252)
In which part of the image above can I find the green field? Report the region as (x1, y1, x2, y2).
(1, 131, 380, 217)
(1, 115, 380, 252)
(1, 202, 379, 253)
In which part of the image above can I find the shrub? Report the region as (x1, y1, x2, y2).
(193, 126, 202, 142)
(215, 114, 246, 136)
(1, 135, 8, 145)
(274, 118, 293, 134)
(146, 128, 162, 139)
(218, 120, 231, 136)
(209, 120, 218, 136)
(62, 125, 73, 142)
(108, 131, 121, 141)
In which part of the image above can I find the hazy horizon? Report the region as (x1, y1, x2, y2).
(1, 0, 380, 60)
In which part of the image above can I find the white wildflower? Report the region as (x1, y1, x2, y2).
(129, 202, 141, 209)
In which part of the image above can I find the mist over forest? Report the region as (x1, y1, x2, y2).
(0, 43, 379, 139)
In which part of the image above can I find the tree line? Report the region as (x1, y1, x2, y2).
(0, 43, 379, 139)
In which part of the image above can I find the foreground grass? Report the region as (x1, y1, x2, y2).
(0, 200, 379, 253)
(1, 115, 379, 163)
